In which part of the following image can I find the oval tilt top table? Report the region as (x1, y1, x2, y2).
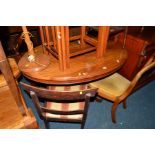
(18, 44, 128, 85)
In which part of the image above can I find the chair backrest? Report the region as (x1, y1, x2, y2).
(120, 53, 155, 100)
(20, 82, 97, 101)
(20, 82, 98, 120)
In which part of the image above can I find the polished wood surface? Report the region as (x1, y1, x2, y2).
(116, 32, 148, 80)
(19, 44, 127, 85)
(116, 28, 155, 81)
(0, 86, 24, 128)
(0, 58, 21, 87)
(0, 86, 38, 128)
(0, 42, 26, 115)
(0, 41, 38, 128)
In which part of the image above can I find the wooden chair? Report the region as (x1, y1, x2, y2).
(89, 54, 155, 123)
(20, 82, 97, 129)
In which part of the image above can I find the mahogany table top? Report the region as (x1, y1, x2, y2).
(18, 44, 127, 85)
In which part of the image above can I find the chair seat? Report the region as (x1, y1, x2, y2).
(89, 73, 131, 97)
(45, 101, 84, 120)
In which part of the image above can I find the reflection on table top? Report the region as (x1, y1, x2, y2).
(18, 45, 128, 85)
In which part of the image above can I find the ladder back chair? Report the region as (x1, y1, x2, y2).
(20, 82, 97, 128)
(89, 53, 155, 123)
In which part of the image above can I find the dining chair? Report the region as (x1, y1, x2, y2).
(20, 82, 97, 129)
(89, 53, 155, 123)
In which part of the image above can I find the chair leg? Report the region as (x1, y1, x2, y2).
(123, 99, 127, 109)
(111, 102, 119, 123)
(81, 121, 85, 129)
(95, 96, 102, 102)
(44, 121, 50, 129)
(81, 112, 88, 129)
(81, 115, 87, 129)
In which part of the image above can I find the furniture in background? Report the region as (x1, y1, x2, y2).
(0, 26, 41, 58)
(89, 53, 155, 123)
(115, 27, 155, 85)
(18, 26, 128, 85)
(39, 26, 110, 71)
(0, 42, 38, 128)
(87, 26, 125, 38)
(20, 82, 97, 129)
(116, 32, 149, 80)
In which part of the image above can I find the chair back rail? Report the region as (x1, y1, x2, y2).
(119, 53, 155, 101)
(20, 82, 97, 100)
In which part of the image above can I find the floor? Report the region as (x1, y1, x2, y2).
(20, 78, 155, 129)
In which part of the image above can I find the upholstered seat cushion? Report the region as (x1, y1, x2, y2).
(45, 101, 84, 120)
(89, 73, 131, 97)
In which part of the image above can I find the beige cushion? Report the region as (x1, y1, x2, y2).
(89, 73, 131, 97)
(45, 101, 84, 120)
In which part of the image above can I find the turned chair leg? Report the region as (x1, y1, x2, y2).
(123, 99, 127, 109)
(44, 120, 50, 129)
(81, 115, 87, 129)
(95, 96, 103, 102)
(111, 102, 119, 123)
(81, 122, 85, 129)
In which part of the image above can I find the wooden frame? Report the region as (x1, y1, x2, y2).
(39, 26, 110, 71)
(0, 42, 26, 115)
(0, 42, 38, 128)
(20, 82, 97, 129)
(90, 53, 155, 123)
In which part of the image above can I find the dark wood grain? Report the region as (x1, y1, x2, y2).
(21, 82, 97, 129)
(19, 45, 127, 85)
(0, 42, 26, 115)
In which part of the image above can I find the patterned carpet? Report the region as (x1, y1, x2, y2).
(20, 78, 155, 129)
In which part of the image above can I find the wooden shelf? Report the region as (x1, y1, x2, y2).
(39, 26, 110, 71)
